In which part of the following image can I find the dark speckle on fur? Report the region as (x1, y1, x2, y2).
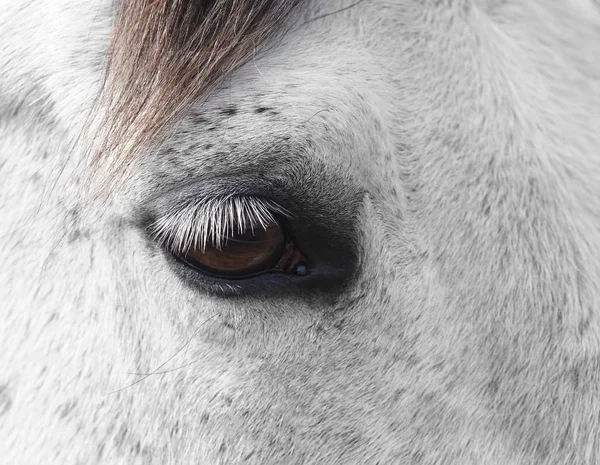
(57, 400, 78, 418)
(486, 377, 500, 396)
(114, 423, 128, 449)
(254, 107, 272, 114)
(220, 106, 238, 116)
(96, 443, 105, 460)
(67, 229, 82, 244)
(191, 114, 208, 125)
(0, 384, 13, 417)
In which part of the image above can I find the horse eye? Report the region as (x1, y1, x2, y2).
(176, 220, 309, 279)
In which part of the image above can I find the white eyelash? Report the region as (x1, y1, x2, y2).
(150, 196, 290, 255)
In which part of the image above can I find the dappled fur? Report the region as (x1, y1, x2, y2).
(94, 0, 302, 189)
(1, 0, 600, 463)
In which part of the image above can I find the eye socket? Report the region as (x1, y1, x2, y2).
(175, 219, 309, 279)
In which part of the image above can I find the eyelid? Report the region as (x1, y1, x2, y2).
(149, 195, 291, 256)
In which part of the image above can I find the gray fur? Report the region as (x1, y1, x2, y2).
(1, 0, 600, 464)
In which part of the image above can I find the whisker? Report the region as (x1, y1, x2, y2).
(107, 313, 219, 394)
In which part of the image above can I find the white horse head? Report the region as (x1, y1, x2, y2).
(1, 1, 600, 463)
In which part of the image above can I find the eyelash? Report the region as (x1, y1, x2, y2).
(150, 195, 291, 256)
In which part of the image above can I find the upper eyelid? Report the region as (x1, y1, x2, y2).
(149, 195, 290, 255)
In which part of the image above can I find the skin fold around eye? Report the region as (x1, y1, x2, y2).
(143, 177, 362, 293)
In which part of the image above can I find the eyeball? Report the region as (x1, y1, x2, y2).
(176, 219, 309, 279)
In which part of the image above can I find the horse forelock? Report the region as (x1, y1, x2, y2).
(93, 0, 303, 190)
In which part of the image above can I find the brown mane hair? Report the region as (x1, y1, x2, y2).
(93, 0, 302, 186)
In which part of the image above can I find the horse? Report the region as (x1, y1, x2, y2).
(1, 0, 600, 463)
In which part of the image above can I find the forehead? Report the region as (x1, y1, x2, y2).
(119, 0, 446, 200)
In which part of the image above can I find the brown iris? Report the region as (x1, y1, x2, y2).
(179, 220, 307, 279)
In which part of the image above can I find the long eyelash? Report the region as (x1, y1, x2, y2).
(150, 196, 290, 255)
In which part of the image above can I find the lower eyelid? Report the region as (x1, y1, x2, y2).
(166, 245, 354, 300)
(167, 252, 300, 295)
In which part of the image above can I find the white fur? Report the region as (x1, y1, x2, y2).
(1, 0, 600, 463)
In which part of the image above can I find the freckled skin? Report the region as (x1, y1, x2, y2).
(2, 1, 600, 464)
